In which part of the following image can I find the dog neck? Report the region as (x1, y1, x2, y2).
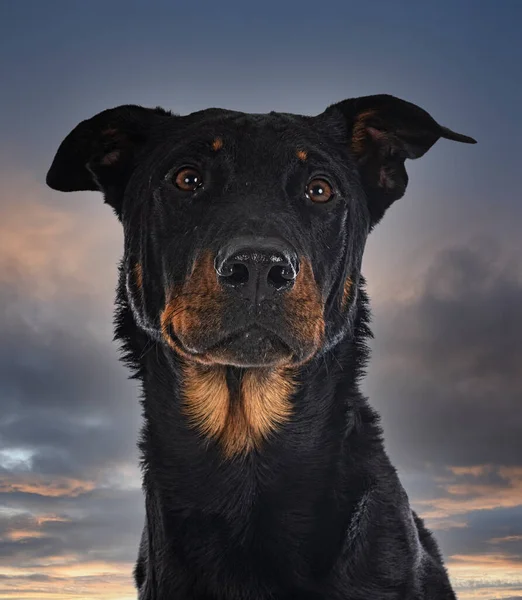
(116, 277, 382, 594)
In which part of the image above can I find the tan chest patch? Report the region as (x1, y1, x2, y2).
(181, 363, 295, 457)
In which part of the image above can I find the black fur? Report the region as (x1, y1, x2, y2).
(46, 95, 476, 599)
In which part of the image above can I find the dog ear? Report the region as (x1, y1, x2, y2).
(46, 104, 172, 214)
(323, 94, 476, 226)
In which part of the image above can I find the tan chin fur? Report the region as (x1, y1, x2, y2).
(182, 363, 295, 458)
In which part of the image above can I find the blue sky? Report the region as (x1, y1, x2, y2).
(0, 1, 521, 598)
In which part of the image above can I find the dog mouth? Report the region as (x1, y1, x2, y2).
(206, 326, 293, 366)
(176, 325, 294, 367)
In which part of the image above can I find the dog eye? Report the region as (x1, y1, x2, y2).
(173, 167, 203, 192)
(305, 178, 334, 203)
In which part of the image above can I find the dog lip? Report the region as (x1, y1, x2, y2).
(162, 320, 292, 357)
(202, 325, 292, 354)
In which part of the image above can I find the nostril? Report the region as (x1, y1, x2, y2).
(218, 262, 250, 286)
(215, 239, 300, 299)
(267, 264, 296, 290)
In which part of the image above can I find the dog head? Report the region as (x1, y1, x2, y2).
(47, 96, 475, 369)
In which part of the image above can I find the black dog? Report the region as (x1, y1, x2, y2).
(47, 95, 476, 599)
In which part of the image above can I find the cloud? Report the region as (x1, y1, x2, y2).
(1, 170, 521, 598)
(0, 476, 96, 498)
(0, 172, 143, 597)
(366, 239, 522, 471)
(418, 466, 522, 519)
(361, 239, 522, 592)
(448, 552, 522, 597)
(0, 170, 142, 475)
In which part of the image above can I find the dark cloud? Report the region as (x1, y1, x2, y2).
(0, 185, 144, 594)
(0, 0, 515, 595)
(365, 240, 522, 470)
(358, 240, 522, 589)
(0, 487, 144, 565)
(437, 504, 522, 559)
(1, 216, 521, 597)
(0, 182, 142, 481)
(0, 287, 142, 477)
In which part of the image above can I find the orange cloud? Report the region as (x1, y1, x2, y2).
(448, 465, 492, 477)
(427, 519, 469, 531)
(0, 573, 136, 600)
(34, 515, 71, 526)
(448, 552, 522, 589)
(0, 475, 96, 498)
(489, 535, 522, 544)
(6, 529, 45, 541)
(416, 465, 522, 518)
(0, 553, 136, 599)
(0, 169, 120, 303)
(456, 588, 522, 600)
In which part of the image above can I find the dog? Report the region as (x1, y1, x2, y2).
(46, 94, 476, 599)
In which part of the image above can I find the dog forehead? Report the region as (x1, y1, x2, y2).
(178, 108, 313, 144)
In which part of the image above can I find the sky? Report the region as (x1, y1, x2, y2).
(0, 1, 521, 598)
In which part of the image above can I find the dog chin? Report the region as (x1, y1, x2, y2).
(188, 326, 295, 368)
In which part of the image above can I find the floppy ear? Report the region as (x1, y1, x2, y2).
(324, 94, 476, 226)
(46, 104, 172, 215)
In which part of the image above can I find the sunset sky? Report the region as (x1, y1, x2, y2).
(1, 1, 521, 598)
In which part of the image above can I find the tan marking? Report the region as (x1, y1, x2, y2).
(99, 128, 124, 165)
(182, 363, 230, 440)
(350, 109, 378, 157)
(101, 127, 119, 137)
(212, 137, 223, 151)
(285, 257, 325, 364)
(160, 290, 207, 363)
(160, 252, 300, 454)
(341, 276, 352, 310)
(296, 149, 307, 161)
(160, 251, 223, 361)
(160, 296, 186, 355)
(101, 150, 120, 165)
(134, 262, 143, 290)
(182, 363, 295, 457)
(241, 367, 294, 445)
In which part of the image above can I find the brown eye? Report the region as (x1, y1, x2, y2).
(174, 167, 202, 191)
(305, 178, 334, 203)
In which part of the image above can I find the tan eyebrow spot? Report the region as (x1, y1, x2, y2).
(212, 137, 223, 151)
(102, 127, 118, 136)
(296, 149, 307, 161)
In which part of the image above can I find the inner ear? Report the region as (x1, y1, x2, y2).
(351, 108, 440, 162)
(98, 128, 127, 166)
(352, 117, 414, 195)
(46, 105, 173, 207)
(322, 94, 476, 226)
(85, 125, 148, 193)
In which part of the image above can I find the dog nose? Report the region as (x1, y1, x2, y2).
(215, 236, 299, 303)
